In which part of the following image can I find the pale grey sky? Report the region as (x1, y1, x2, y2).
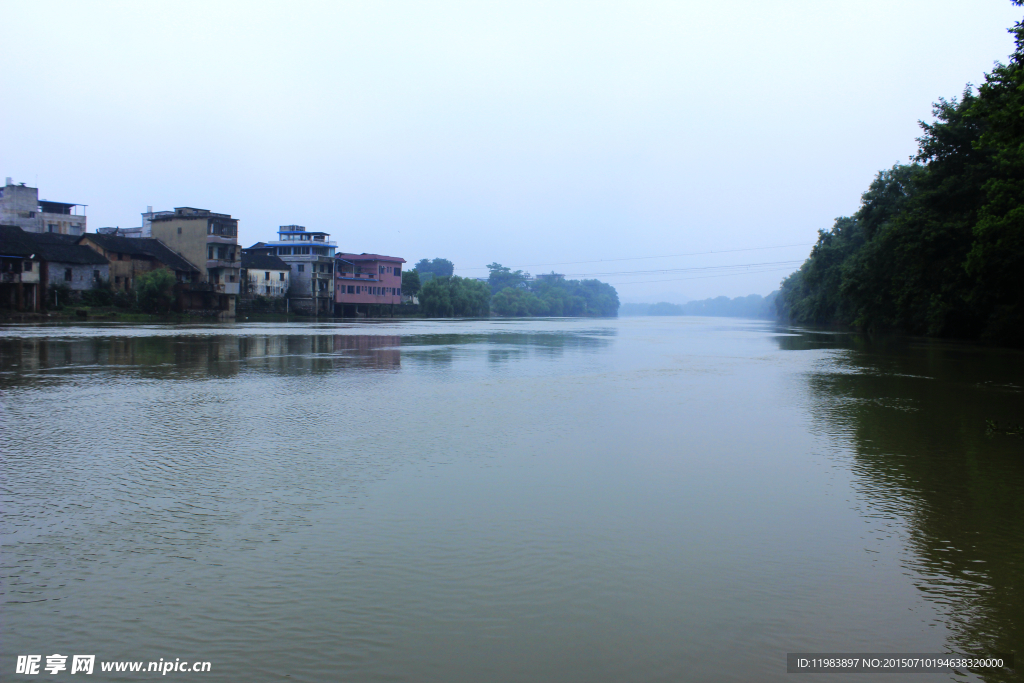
(2, 1, 1020, 302)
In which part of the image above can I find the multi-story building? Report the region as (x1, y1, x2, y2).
(148, 207, 241, 316)
(258, 226, 336, 314)
(334, 253, 405, 316)
(240, 252, 290, 298)
(0, 178, 87, 236)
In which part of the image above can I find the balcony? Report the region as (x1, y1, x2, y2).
(207, 259, 238, 269)
(207, 234, 238, 244)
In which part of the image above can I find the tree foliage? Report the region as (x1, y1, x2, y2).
(414, 258, 455, 283)
(137, 268, 177, 314)
(401, 269, 421, 296)
(419, 275, 491, 317)
(778, 8, 1024, 344)
(487, 265, 619, 317)
(81, 278, 114, 307)
(486, 262, 530, 294)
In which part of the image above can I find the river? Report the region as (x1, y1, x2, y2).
(1, 317, 1021, 682)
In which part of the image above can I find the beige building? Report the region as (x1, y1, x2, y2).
(148, 207, 241, 316)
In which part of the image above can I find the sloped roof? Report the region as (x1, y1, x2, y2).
(0, 225, 108, 265)
(241, 253, 290, 270)
(335, 253, 406, 263)
(81, 233, 200, 272)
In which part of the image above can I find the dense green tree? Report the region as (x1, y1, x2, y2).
(401, 269, 421, 296)
(419, 275, 490, 317)
(414, 258, 455, 283)
(491, 287, 547, 316)
(81, 278, 114, 307)
(489, 277, 619, 317)
(137, 268, 177, 314)
(778, 6, 1024, 344)
(486, 263, 530, 294)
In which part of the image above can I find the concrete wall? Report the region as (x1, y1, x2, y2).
(150, 218, 210, 282)
(0, 184, 86, 235)
(246, 269, 289, 297)
(39, 213, 86, 236)
(47, 262, 109, 291)
(0, 184, 41, 232)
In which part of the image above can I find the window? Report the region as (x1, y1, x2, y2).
(347, 285, 354, 294)
(395, 267, 401, 276)
(297, 264, 304, 272)
(115, 276, 121, 285)
(265, 271, 270, 280)
(177, 227, 182, 234)
(65, 268, 72, 282)
(24, 261, 33, 272)
(208, 246, 215, 259)
(93, 270, 100, 281)
(279, 272, 285, 280)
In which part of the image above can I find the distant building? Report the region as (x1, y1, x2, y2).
(78, 233, 202, 309)
(240, 252, 290, 298)
(148, 207, 241, 317)
(95, 206, 171, 239)
(259, 226, 337, 314)
(96, 226, 143, 238)
(334, 253, 405, 316)
(0, 225, 109, 311)
(0, 178, 87, 236)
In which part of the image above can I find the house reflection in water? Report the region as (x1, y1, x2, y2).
(0, 334, 401, 387)
(236, 335, 401, 373)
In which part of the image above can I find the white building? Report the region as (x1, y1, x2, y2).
(0, 178, 87, 236)
(255, 226, 337, 314)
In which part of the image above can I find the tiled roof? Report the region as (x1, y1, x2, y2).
(241, 253, 290, 270)
(80, 233, 200, 272)
(335, 253, 406, 262)
(0, 225, 109, 265)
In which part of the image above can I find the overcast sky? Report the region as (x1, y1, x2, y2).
(2, 1, 1020, 302)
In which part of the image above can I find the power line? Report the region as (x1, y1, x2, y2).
(454, 242, 813, 272)
(608, 266, 797, 285)
(559, 259, 805, 279)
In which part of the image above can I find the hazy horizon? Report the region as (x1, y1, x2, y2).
(2, 1, 1020, 303)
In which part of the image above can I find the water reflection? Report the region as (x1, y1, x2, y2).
(786, 331, 1024, 679)
(0, 334, 406, 383)
(0, 327, 616, 384)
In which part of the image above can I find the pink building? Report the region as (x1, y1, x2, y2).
(334, 253, 406, 316)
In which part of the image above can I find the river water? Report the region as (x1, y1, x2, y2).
(1, 317, 1021, 682)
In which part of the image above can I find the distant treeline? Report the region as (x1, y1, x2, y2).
(405, 259, 619, 317)
(621, 292, 778, 318)
(777, 9, 1024, 345)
